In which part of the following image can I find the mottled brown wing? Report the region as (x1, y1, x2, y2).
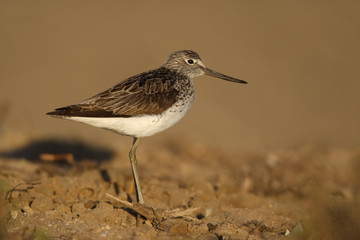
(47, 68, 180, 118)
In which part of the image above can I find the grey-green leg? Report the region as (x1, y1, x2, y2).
(129, 137, 144, 204)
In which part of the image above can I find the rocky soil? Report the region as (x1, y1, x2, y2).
(0, 133, 359, 239)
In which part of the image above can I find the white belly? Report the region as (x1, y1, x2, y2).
(64, 95, 194, 138)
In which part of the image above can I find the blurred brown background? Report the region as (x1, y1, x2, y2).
(1, 0, 359, 151)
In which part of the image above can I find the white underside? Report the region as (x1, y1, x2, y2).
(63, 97, 194, 138)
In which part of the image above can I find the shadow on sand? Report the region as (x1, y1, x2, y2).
(1, 138, 114, 164)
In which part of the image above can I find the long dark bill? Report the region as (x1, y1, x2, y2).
(204, 68, 247, 84)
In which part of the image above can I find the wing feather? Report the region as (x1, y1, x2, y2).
(47, 67, 181, 118)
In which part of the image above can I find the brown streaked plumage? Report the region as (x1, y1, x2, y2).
(47, 50, 247, 205)
(48, 67, 182, 118)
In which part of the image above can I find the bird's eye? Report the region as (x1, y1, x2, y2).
(187, 59, 194, 64)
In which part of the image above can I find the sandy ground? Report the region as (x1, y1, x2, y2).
(1, 1, 359, 239)
(1, 130, 359, 240)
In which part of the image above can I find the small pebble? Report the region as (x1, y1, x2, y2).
(23, 206, 34, 215)
(10, 211, 18, 219)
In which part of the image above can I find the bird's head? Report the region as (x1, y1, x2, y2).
(162, 50, 205, 78)
(162, 50, 247, 84)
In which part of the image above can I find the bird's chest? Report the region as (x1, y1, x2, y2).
(173, 80, 195, 113)
(167, 95, 194, 121)
(150, 88, 194, 134)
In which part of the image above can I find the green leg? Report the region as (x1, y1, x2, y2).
(129, 137, 144, 204)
